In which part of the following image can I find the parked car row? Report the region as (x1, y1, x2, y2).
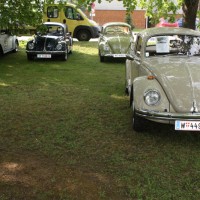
(3, 22, 200, 132)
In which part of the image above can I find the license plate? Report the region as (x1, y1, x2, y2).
(113, 54, 126, 58)
(175, 120, 200, 131)
(37, 54, 51, 58)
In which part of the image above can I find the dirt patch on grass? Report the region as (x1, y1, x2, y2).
(0, 152, 123, 199)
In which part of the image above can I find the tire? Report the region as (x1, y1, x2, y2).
(27, 54, 34, 60)
(99, 49, 104, 62)
(62, 49, 68, 61)
(0, 46, 3, 57)
(100, 55, 104, 62)
(13, 40, 19, 53)
(125, 84, 129, 96)
(125, 64, 132, 96)
(77, 30, 91, 41)
(133, 108, 146, 132)
(129, 84, 133, 107)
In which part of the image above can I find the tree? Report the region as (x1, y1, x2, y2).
(0, 0, 69, 32)
(0, 0, 44, 31)
(182, 0, 199, 29)
(80, 0, 199, 30)
(0, 0, 199, 32)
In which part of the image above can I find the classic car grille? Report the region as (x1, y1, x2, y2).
(35, 37, 45, 51)
(35, 37, 57, 51)
(45, 38, 57, 51)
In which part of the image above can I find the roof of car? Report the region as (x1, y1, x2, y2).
(102, 22, 131, 28)
(139, 27, 200, 38)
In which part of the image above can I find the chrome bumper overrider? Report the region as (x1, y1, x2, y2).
(136, 109, 200, 121)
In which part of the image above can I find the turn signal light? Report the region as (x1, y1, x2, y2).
(147, 75, 155, 80)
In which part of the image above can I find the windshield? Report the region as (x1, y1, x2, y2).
(37, 24, 64, 36)
(104, 25, 131, 35)
(46, 25, 64, 36)
(145, 34, 200, 57)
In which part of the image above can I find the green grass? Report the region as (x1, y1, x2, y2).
(0, 41, 200, 199)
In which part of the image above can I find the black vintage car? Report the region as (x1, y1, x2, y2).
(26, 22, 72, 61)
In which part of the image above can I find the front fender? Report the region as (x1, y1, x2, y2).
(98, 38, 110, 55)
(133, 76, 170, 112)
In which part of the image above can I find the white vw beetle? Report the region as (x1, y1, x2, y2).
(0, 29, 18, 56)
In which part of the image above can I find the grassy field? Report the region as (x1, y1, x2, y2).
(0, 41, 200, 200)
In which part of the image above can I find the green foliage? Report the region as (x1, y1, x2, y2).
(0, 0, 43, 31)
(139, 0, 182, 24)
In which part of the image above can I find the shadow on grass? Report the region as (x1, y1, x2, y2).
(132, 117, 200, 147)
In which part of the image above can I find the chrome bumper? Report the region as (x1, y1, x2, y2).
(26, 51, 65, 54)
(104, 54, 126, 57)
(136, 109, 200, 121)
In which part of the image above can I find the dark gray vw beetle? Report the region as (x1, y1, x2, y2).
(26, 22, 72, 61)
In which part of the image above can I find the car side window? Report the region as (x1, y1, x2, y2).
(135, 36, 142, 57)
(47, 6, 59, 18)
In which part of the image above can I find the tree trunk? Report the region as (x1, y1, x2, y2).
(182, 0, 199, 29)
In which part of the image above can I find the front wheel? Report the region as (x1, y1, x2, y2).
(133, 108, 147, 132)
(77, 30, 91, 41)
(62, 49, 68, 61)
(13, 40, 19, 53)
(100, 55, 104, 62)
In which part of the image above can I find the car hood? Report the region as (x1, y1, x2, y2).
(35, 35, 61, 42)
(144, 56, 200, 113)
(106, 35, 131, 54)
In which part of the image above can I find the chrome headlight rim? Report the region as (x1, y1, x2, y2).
(55, 43, 63, 51)
(144, 89, 161, 106)
(28, 42, 34, 50)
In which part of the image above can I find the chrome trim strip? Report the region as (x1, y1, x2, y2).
(26, 51, 65, 54)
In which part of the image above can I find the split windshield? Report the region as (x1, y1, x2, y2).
(104, 25, 131, 35)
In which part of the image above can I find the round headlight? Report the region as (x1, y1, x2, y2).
(28, 43, 34, 50)
(144, 90, 160, 106)
(56, 43, 63, 51)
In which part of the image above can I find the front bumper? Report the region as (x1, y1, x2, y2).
(104, 53, 127, 58)
(26, 51, 66, 55)
(136, 108, 200, 123)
